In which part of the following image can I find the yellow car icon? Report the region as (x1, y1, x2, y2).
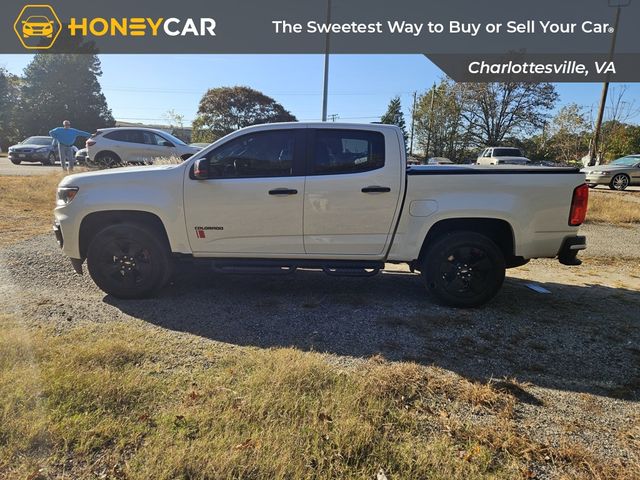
(22, 15, 54, 38)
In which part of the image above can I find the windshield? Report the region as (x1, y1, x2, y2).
(610, 156, 640, 167)
(160, 132, 187, 146)
(22, 136, 52, 146)
(493, 148, 522, 157)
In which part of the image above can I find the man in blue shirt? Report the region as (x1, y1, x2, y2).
(49, 120, 91, 172)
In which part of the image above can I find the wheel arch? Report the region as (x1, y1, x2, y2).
(93, 150, 122, 166)
(79, 210, 171, 260)
(611, 172, 630, 185)
(416, 217, 518, 267)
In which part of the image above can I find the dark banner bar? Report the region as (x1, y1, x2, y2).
(2, 0, 639, 81)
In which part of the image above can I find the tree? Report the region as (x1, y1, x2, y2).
(164, 109, 185, 131)
(380, 96, 408, 144)
(462, 82, 558, 147)
(598, 86, 640, 161)
(413, 79, 472, 161)
(164, 109, 189, 142)
(547, 104, 590, 164)
(19, 53, 114, 141)
(600, 121, 640, 161)
(0, 67, 21, 150)
(192, 86, 296, 143)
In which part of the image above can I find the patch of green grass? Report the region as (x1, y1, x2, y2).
(0, 315, 637, 479)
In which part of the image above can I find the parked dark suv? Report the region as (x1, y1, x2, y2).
(8, 136, 58, 165)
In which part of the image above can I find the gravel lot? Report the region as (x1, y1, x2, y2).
(0, 155, 62, 176)
(1, 224, 639, 471)
(580, 222, 640, 259)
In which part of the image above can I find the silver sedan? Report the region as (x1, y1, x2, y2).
(582, 155, 640, 191)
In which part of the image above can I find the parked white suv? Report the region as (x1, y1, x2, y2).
(477, 147, 531, 165)
(86, 127, 200, 167)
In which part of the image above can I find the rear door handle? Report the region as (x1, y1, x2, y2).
(268, 188, 298, 196)
(361, 186, 391, 193)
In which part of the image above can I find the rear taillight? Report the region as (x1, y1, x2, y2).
(569, 183, 589, 226)
(86, 140, 96, 147)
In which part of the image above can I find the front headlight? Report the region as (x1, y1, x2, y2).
(591, 171, 611, 175)
(56, 186, 79, 206)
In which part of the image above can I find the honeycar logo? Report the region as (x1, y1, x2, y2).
(67, 16, 217, 38)
(14, 4, 62, 50)
(14, 5, 216, 49)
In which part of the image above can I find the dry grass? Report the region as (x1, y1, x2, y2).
(586, 191, 640, 225)
(0, 174, 65, 247)
(0, 315, 637, 479)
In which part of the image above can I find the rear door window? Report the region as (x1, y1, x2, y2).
(310, 129, 385, 175)
(105, 130, 145, 144)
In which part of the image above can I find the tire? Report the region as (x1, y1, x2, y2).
(421, 231, 506, 308)
(609, 174, 630, 191)
(93, 151, 121, 169)
(42, 153, 55, 166)
(10, 158, 21, 165)
(587, 184, 597, 189)
(86, 223, 172, 299)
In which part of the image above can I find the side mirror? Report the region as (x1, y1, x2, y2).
(193, 158, 209, 179)
(161, 141, 174, 147)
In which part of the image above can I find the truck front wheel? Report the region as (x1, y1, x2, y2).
(421, 231, 505, 307)
(86, 223, 171, 299)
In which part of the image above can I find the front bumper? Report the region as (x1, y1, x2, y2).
(9, 152, 48, 162)
(584, 174, 611, 185)
(558, 235, 586, 266)
(53, 221, 83, 274)
(53, 222, 63, 248)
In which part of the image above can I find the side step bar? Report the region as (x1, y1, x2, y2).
(211, 259, 384, 277)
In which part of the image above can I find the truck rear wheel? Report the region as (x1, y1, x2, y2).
(87, 223, 171, 299)
(421, 231, 505, 307)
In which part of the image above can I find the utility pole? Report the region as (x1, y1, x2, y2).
(425, 82, 436, 159)
(328, 114, 339, 122)
(321, 0, 332, 122)
(409, 91, 417, 156)
(588, 5, 622, 166)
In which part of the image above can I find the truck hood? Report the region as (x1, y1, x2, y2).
(59, 164, 182, 187)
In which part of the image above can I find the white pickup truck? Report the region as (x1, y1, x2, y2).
(53, 123, 588, 307)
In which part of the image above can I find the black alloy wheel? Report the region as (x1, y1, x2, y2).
(422, 231, 506, 307)
(87, 223, 171, 298)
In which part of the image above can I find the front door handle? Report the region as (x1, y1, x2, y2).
(361, 186, 391, 193)
(268, 188, 298, 196)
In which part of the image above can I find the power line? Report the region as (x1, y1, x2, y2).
(101, 85, 416, 97)
(115, 114, 383, 123)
